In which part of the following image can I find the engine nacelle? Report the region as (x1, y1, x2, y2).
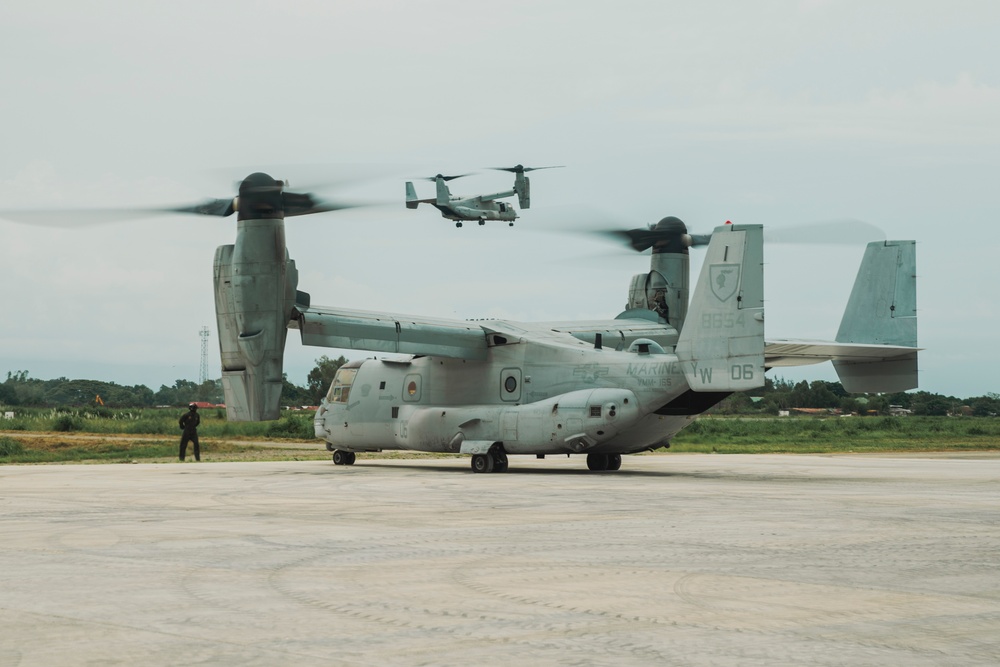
(516, 173, 530, 209)
(623, 218, 692, 334)
(214, 218, 298, 421)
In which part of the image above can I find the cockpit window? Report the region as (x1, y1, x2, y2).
(326, 367, 359, 403)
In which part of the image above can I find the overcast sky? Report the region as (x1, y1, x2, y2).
(1, 0, 998, 398)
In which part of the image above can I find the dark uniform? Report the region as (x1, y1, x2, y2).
(179, 404, 201, 461)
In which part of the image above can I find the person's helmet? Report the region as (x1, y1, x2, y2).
(189, 403, 198, 410)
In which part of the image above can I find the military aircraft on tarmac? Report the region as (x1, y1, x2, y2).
(405, 164, 562, 227)
(1, 172, 918, 474)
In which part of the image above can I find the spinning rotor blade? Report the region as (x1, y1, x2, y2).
(0, 193, 368, 227)
(489, 164, 565, 174)
(281, 192, 368, 217)
(596, 216, 699, 253)
(219, 162, 411, 194)
(0, 200, 235, 227)
(600, 218, 886, 253)
(603, 228, 673, 253)
(164, 198, 237, 217)
(420, 173, 473, 182)
(600, 229, 708, 253)
(0, 168, 382, 227)
(0, 208, 148, 227)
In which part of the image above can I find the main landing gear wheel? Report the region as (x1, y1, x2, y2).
(456, 221, 463, 228)
(478, 219, 485, 226)
(607, 454, 622, 470)
(587, 453, 610, 471)
(332, 450, 356, 466)
(471, 444, 509, 473)
(471, 453, 494, 473)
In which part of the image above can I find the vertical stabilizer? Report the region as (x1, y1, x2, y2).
(405, 182, 419, 209)
(676, 224, 765, 391)
(435, 177, 451, 206)
(834, 240, 918, 392)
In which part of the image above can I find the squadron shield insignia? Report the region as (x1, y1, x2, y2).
(710, 264, 741, 302)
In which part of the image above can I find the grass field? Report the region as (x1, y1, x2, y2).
(0, 409, 998, 464)
(667, 415, 1000, 454)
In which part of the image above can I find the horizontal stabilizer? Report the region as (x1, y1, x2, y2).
(765, 340, 920, 367)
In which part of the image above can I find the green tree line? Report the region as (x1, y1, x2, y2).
(713, 378, 1000, 417)
(0, 355, 347, 409)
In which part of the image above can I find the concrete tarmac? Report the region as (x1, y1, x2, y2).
(1, 454, 999, 666)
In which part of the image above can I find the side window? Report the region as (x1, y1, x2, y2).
(500, 368, 522, 402)
(403, 374, 422, 402)
(325, 366, 359, 403)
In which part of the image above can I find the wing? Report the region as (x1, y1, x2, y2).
(475, 189, 516, 203)
(292, 306, 684, 361)
(293, 305, 489, 360)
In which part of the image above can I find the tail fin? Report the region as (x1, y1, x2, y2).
(834, 240, 917, 392)
(435, 177, 451, 206)
(676, 224, 765, 391)
(515, 173, 530, 208)
(405, 182, 419, 209)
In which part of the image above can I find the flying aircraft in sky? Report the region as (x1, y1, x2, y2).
(404, 164, 562, 227)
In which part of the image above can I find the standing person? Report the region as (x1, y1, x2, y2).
(179, 403, 201, 461)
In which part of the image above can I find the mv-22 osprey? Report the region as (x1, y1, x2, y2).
(197, 173, 917, 473)
(404, 164, 561, 227)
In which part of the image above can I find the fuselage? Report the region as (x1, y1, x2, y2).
(314, 328, 706, 457)
(434, 196, 517, 222)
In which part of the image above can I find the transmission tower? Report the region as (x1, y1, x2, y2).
(199, 326, 210, 384)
